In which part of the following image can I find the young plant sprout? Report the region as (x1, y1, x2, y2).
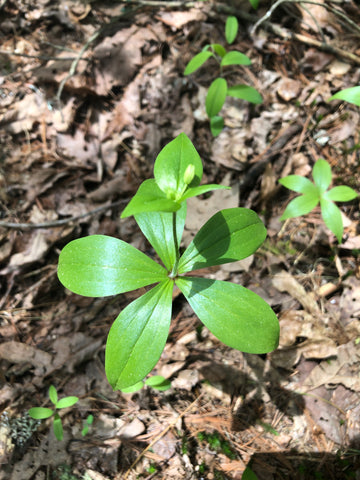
(279, 158, 358, 242)
(58, 133, 279, 391)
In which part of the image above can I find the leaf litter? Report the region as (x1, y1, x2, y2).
(0, 0, 360, 478)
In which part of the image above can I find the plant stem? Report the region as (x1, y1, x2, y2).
(169, 211, 180, 278)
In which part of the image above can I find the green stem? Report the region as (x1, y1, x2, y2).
(169, 211, 180, 278)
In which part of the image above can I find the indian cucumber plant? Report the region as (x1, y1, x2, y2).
(58, 133, 279, 390)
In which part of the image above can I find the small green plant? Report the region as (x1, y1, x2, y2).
(279, 158, 358, 242)
(28, 385, 79, 441)
(184, 16, 262, 136)
(242, 466, 259, 480)
(329, 86, 360, 107)
(58, 133, 279, 391)
(81, 414, 94, 437)
(120, 375, 171, 393)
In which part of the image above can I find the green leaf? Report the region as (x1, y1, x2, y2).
(209, 115, 224, 136)
(324, 186, 358, 202)
(176, 277, 279, 353)
(120, 381, 144, 393)
(225, 16, 238, 44)
(248, 0, 259, 9)
(58, 235, 167, 297)
(56, 396, 79, 410)
(135, 202, 187, 271)
(180, 183, 230, 201)
(28, 407, 54, 420)
(53, 414, 63, 441)
(184, 51, 214, 75)
(227, 85, 262, 104)
(145, 375, 171, 391)
(279, 175, 318, 195)
(105, 280, 174, 390)
(178, 208, 266, 273)
(221, 51, 251, 67)
(280, 194, 319, 220)
(121, 179, 180, 218)
(329, 86, 360, 107)
(210, 43, 227, 58)
(206, 78, 227, 118)
(242, 466, 259, 480)
(320, 198, 343, 243)
(312, 158, 332, 193)
(49, 385, 58, 405)
(154, 133, 203, 201)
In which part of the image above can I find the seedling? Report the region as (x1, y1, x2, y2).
(81, 414, 94, 436)
(28, 385, 79, 440)
(58, 133, 279, 391)
(279, 158, 358, 242)
(184, 16, 262, 136)
(120, 375, 171, 393)
(329, 86, 360, 107)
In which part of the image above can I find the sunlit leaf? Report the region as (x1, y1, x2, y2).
(312, 158, 332, 193)
(56, 396, 79, 410)
(184, 51, 214, 75)
(28, 407, 54, 420)
(242, 466, 259, 480)
(248, 0, 259, 9)
(227, 84, 262, 104)
(221, 51, 251, 67)
(58, 235, 167, 297)
(120, 381, 144, 393)
(209, 115, 224, 136)
(145, 375, 171, 391)
(329, 86, 360, 107)
(279, 175, 318, 195)
(180, 183, 230, 201)
(210, 43, 227, 58)
(176, 277, 279, 353)
(225, 16, 238, 44)
(206, 78, 227, 118)
(49, 385, 58, 405)
(280, 194, 319, 220)
(324, 185, 358, 202)
(53, 414, 63, 441)
(320, 198, 343, 243)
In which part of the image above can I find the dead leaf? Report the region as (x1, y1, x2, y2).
(272, 271, 320, 315)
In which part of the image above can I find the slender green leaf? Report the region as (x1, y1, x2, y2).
(227, 85, 262, 104)
(242, 466, 259, 480)
(279, 175, 318, 195)
(56, 396, 79, 410)
(53, 414, 63, 441)
(105, 281, 174, 390)
(280, 194, 319, 220)
(180, 183, 230, 201)
(210, 43, 227, 58)
(120, 381, 144, 393)
(329, 86, 360, 107)
(154, 133, 203, 201)
(178, 208, 266, 273)
(225, 16, 238, 44)
(320, 198, 343, 243)
(248, 0, 259, 9)
(312, 158, 332, 193)
(49, 385, 58, 405)
(209, 115, 224, 136)
(324, 185, 358, 202)
(58, 235, 167, 297)
(221, 51, 251, 67)
(206, 78, 227, 118)
(184, 51, 214, 75)
(176, 277, 279, 353)
(135, 202, 187, 271)
(121, 179, 180, 218)
(28, 407, 54, 420)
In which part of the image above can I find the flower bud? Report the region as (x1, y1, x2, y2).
(183, 164, 195, 185)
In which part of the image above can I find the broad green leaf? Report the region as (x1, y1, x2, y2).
(312, 158, 332, 193)
(49, 385, 58, 405)
(178, 208, 266, 273)
(248, 0, 259, 9)
(105, 281, 173, 390)
(135, 202, 187, 271)
(145, 375, 171, 391)
(120, 381, 144, 393)
(53, 414, 63, 441)
(184, 51, 214, 75)
(209, 115, 224, 136)
(154, 133, 203, 201)
(180, 183, 230, 201)
(121, 179, 180, 218)
(324, 185, 358, 202)
(56, 396, 79, 410)
(176, 277, 279, 353)
(227, 85, 262, 104)
(280, 194, 319, 220)
(210, 43, 227, 58)
(221, 51, 251, 67)
(58, 235, 167, 297)
(28, 407, 54, 420)
(206, 78, 227, 118)
(279, 175, 318, 195)
(242, 466, 259, 480)
(225, 16, 238, 44)
(329, 86, 360, 107)
(320, 198, 343, 243)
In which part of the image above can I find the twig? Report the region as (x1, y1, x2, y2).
(0, 50, 89, 62)
(0, 199, 126, 230)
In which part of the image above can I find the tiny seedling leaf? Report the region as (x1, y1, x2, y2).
(279, 175, 318, 195)
(178, 208, 266, 273)
(329, 86, 360, 107)
(324, 186, 358, 202)
(221, 51, 251, 67)
(105, 281, 173, 390)
(120, 381, 144, 393)
(58, 235, 167, 297)
(225, 16, 238, 44)
(184, 51, 214, 75)
(56, 396, 79, 410)
(49, 385, 58, 405)
(210, 43, 227, 58)
(206, 78, 227, 118)
(53, 414, 63, 441)
(320, 198, 343, 243)
(312, 158, 332, 193)
(28, 407, 54, 420)
(227, 84, 263, 104)
(280, 194, 319, 221)
(176, 277, 279, 353)
(209, 115, 224, 137)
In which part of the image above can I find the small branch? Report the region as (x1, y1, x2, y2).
(0, 200, 126, 230)
(0, 49, 89, 63)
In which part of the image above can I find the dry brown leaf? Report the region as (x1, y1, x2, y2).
(276, 78, 302, 102)
(0, 341, 52, 373)
(272, 271, 320, 315)
(157, 9, 206, 29)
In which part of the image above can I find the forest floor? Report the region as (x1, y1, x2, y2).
(0, 1, 360, 479)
